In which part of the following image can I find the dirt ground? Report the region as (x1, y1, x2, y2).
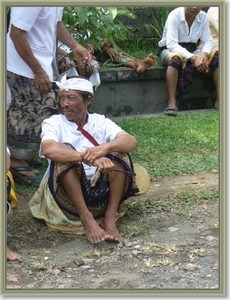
(5, 171, 220, 296)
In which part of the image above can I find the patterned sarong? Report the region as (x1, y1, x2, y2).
(29, 150, 139, 233)
(7, 71, 59, 159)
(57, 54, 100, 79)
(160, 48, 218, 99)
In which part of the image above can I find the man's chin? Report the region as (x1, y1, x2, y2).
(63, 113, 74, 122)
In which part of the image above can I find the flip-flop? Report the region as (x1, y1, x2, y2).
(10, 166, 42, 183)
(164, 105, 178, 116)
(26, 159, 43, 166)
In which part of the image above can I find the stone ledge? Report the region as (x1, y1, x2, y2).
(99, 66, 166, 82)
(92, 66, 216, 117)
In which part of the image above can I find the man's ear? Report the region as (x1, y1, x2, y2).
(86, 96, 93, 106)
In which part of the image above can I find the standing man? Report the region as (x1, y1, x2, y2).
(7, 7, 91, 183)
(158, 6, 219, 116)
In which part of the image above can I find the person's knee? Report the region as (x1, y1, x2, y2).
(168, 55, 182, 69)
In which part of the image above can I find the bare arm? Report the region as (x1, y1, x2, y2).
(57, 21, 91, 76)
(82, 131, 138, 165)
(41, 140, 83, 163)
(10, 25, 52, 94)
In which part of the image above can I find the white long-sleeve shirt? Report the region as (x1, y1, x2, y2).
(158, 7, 214, 60)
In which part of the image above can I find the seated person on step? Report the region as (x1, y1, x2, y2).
(29, 75, 140, 244)
(86, 38, 156, 74)
(158, 6, 218, 116)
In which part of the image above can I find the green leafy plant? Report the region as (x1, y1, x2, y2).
(62, 7, 136, 52)
(145, 7, 175, 40)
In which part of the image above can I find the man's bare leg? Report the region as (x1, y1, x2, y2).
(59, 167, 110, 244)
(7, 247, 20, 261)
(100, 161, 127, 243)
(164, 66, 179, 115)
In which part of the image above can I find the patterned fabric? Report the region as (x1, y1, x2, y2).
(29, 149, 139, 233)
(167, 50, 218, 99)
(48, 149, 139, 219)
(7, 71, 59, 159)
(57, 54, 100, 80)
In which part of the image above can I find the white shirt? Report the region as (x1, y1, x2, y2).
(40, 113, 124, 183)
(7, 7, 63, 80)
(207, 7, 219, 50)
(158, 7, 214, 59)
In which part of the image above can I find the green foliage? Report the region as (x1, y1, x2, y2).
(145, 7, 175, 40)
(62, 7, 136, 52)
(117, 38, 159, 61)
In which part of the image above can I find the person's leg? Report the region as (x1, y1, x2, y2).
(7, 247, 20, 261)
(164, 66, 179, 115)
(123, 53, 156, 74)
(213, 68, 218, 108)
(100, 160, 127, 242)
(208, 51, 219, 108)
(136, 53, 156, 74)
(59, 167, 110, 244)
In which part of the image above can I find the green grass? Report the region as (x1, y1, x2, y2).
(114, 112, 219, 179)
(15, 111, 218, 196)
(116, 38, 161, 66)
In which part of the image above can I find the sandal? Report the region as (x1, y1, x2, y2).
(163, 105, 178, 116)
(26, 158, 43, 166)
(9, 166, 42, 184)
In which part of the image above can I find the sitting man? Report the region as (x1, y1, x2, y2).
(158, 6, 219, 116)
(29, 75, 139, 244)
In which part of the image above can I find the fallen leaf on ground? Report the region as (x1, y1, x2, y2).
(192, 177, 207, 184)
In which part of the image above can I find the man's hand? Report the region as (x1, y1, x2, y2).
(34, 68, 52, 94)
(93, 157, 115, 174)
(194, 53, 209, 74)
(105, 47, 118, 61)
(72, 45, 92, 76)
(82, 145, 108, 166)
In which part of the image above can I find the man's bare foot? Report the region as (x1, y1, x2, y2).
(100, 218, 123, 243)
(83, 218, 110, 244)
(7, 247, 20, 261)
(136, 53, 156, 74)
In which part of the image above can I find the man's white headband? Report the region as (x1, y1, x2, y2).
(55, 74, 94, 95)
